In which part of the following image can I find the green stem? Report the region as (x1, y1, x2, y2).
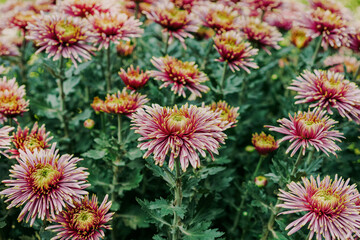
(305, 147, 315, 166)
(106, 46, 112, 92)
(261, 150, 305, 240)
(354, 64, 360, 81)
(8, 118, 13, 127)
(171, 158, 182, 240)
(111, 115, 122, 240)
(134, 2, 140, 19)
(220, 61, 227, 97)
(170, 94, 176, 106)
(252, 155, 266, 180)
(164, 33, 170, 56)
(311, 36, 322, 67)
(57, 57, 69, 139)
(200, 38, 214, 70)
(39, 219, 48, 239)
(20, 32, 27, 86)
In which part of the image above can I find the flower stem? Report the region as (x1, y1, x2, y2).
(19, 32, 27, 87)
(253, 155, 266, 180)
(106, 46, 112, 92)
(171, 158, 182, 240)
(261, 150, 305, 240)
(311, 36, 322, 67)
(57, 57, 69, 139)
(201, 38, 214, 70)
(134, 2, 140, 19)
(220, 61, 227, 97)
(305, 147, 315, 166)
(354, 64, 360, 81)
(111, 115, 122, 240)
(164, 33, 170, 56)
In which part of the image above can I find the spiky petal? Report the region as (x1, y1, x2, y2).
(278, 175, 360, 240)
(46, 194, 113, 240)
(150, 56, 209, 98)
(266, 108, 344, 157)
(0, 125, 14, 158)
(251, 132, 278, 156)
(131, 104, 227, 171)
(214, 30, 258, 73)
(118, 65, 149, 90)
(0, 144, 90, 226)
(288, 70, 360, 123)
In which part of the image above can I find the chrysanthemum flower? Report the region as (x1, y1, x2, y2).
(102, 88, 148, 116)
(288, 70, 360, 123)
(131, 104, 227, 171)
(26, 14, 95, 67)
(89, 12, 143, 50)
(194, 2, 241, 35)
(150, 56, 209, 98)
(8, 122, 52, 158)
(278, 175, 360, 239)
(324, 54, 360, 74)
(91, 97, 104, 113)
(116, 40, 135, 56)
(0, 77, 29, 118)
(266, 108, 344, 156)
(46, 194, 113, 240)
(244, 0, 282, 12)
(348, 29, 360, 53)
(214, 30, 258, 73)
(0, 144, 90, 226)
(119, 65, 149, 90)
(309, 0, 349, 18)
(208, 100, 239, 130)
(8, 10, 38, 31)
(62, 0, 111, 18)
(0, 125, 14, 158)
(144, 3, 198, 49)
(241, 17, 283, 55)
(0, 40, 19, 56)
(290, 28, 312, 49)
(297, 8, 350, 49)
(251, 132, 278, 156)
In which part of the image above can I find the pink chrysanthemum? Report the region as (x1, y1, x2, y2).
(348, 28, 360, 53)
(46, 194, 113, 240)
(0, 144, 90, 226)
(144, 2, 198, 49)
(208, 100, 239, 130)
(297, 8, 350, 50)
(241, 17, 283, 55)
(119, 65, 149, 90)
(8, 122, 53, 158)
(309, 0, 349, 19)
(26, 14, 95, 67)
(324, 54, 360, 74)
(214, 30, 259, 73)
(251, 132, 278, 156)
(62, 0, 111, 18)
(0, 40, 19, 56)
(8, 10, 38, 31)
(131, 104, 227, 171)
(288, 70, 360, 123)
(101, 88, 149, 116)
(266, 108, 344, 157)
(0, 76, 29, 118)
(170, 0, 197, 11)
(89, 12, 143, 50)
(0, 125, 14, 158)
(150, 56, 209, 98)
(194, 2, 241, 35)
(278, 175, 360, 239)
(116, 40, 135, 56)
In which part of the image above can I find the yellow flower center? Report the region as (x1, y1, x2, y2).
(23, 137, 44, 152)
(74, 209, 96, 231)
(32, 164, 59, 191)
(323, 76, 344, 92)
(168, 112, 189, 133)
(55, 21, 82, 44)
(312, 189, 339, 208)
(165, 58, 199, 84)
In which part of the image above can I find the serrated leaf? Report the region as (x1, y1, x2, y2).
(136, 198, 171, 227)
(63, 76, 80, 95)
(0, 221, 6, 228)
(181, 222, 224, 240)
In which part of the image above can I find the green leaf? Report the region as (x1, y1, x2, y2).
(63, 76, 81, 95)
(136, 198, 171, 227)
(181, 222, 224, 240)
(82, 149, 107, 160)
(126, 148, 144, 160)
(147, 198, 185, 218)
(0, 221, 6, 228)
